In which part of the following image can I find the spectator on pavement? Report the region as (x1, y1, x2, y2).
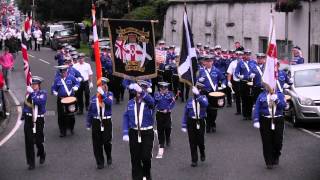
(0, 47, 14, 90)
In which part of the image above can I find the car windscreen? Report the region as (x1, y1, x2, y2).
(99, 40, 110, 46)
(51, 26, 63, 33)
(60, 30, 72, 36)
(294, 68, 320, 87)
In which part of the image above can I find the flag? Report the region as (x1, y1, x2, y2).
(91, 4, 102, 83)
(262, 13, 278, 91)
(21, 18, 32, 86)
(106, 19, 157, 80)
(177, 7, 198, 86)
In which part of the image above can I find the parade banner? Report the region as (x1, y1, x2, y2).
(262, 13, 278, 91)
(106, 19, 157, 80)
(177, 7, 198, 86)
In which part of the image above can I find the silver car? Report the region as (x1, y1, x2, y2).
(284, 63, 320, 126)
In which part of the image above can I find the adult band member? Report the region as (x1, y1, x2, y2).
(22, 76, 47, 170)
(86, 77, 113, 169)
(181, 83, 208, 167)
(52, 65, 80, 137)
(253, 88, 286, 169)
(251, 53, 266, 103)
(154, 82, 175, 159)
(73, 53, 93, 114)
(123, 83, 155, 180)
(198, 55, 226, 133)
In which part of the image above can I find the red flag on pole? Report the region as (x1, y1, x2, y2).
(22, 17, 32, 86)
(262, 13, 278, 91)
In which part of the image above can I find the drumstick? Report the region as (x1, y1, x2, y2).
(230, 86, 235, 94)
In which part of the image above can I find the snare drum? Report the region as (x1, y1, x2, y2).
(208, 91, 225, 109)
(37, 38, 43, 45)
(247, 82, 253, 97)
(61, 96, 77, 115)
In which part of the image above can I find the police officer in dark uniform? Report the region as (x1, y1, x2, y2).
(86, 77, 113, 169)
(123, 82, 155, 180)
(181, 83, 208, 167)
(154, 82, 175, 158)
(198, 55, 226, 133)
(52, 65, 80, 137)
(253, 88, 286, 169)
(23, 76, 47, 170)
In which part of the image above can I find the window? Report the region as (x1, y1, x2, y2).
(244, 37, 252, 50)
(276, 40, 293, 60)
(205, 33, 212, 45)
(228, 36, 234, 50)
(311, 44, 320, 63)
(259, 37, 268, 54)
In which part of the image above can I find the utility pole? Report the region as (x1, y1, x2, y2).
(285, 11, 289, 62)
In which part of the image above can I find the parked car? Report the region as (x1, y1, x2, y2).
(45, 24, 64, 45)
(58, 21, 76, 31)
(89, 38, 110, 61)
(50, 29, 80, 50)
(284, 63, 320, 126)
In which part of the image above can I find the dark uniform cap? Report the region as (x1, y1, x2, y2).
(66, 45, 73, 49)
(214, 45, 222, 50)
(222, 49, 228, 53)
(256, 53, 266, 57)
(158, 82, 170, 87)
(137, 80, 152, 87)
(244, 49, 252, 54)
(69, 47, 76, 52)
(78, 53, 86, 58)
(229, 49, 236, 53)
(158, 40, 165, 44)
(31, 76, 44, 84)
(293, 46, 301, 50)
(101, 77, 109, 84)
(198, 56, 205, 61)
(55, 65, 69, 71)
(64, 56, 72, 62)
(169, 45, 175, 49)
(204, 45, 209, 49)
(204, 55, 213, 61)
(235, 51, 244, 55)
(72, 55, 79, 60)
(62, 43, 69, 47)
(70, 51, 78, 56)
(196, 43, 202, 47)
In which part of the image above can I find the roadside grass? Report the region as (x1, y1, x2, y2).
(78, 42, 90, 56)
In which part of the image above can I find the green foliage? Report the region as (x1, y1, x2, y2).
(275, 0, 302, 12)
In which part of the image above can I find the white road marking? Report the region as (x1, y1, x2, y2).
(0, 90, 23, 147)
(28, 54, 35, 58)
(298, 128, 320, 139)
(38, 58, 50, 65)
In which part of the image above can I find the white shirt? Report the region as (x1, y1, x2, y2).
(73, 62, 93, 81)
(33, 29, 42, 39)
(227, 60, 240, 82)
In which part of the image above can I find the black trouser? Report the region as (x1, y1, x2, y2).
(57, 97, 75, 135)
(24, 115, 45, 167)
(252, 87, 263, 105)
(129, 129, 154, 180)
(172, 75, 179, 95)
(232, 80, 242, 114)
(0, 90, 6, 118)
(34, 38, 40, 51)
(240, 80, 252, 118)
(0, 39, 2, 50)
(77, 80, 90, 112)
(187, 118, 205, 163)
(179, 83, 190, 101)
(224, 86, 232, 106)
(163, 70, 173, 91)
(151, 77, 159, 97)
(92, 118, 112, 166)
(156, 111, 171, 148)
(27, 39, 32, 50)
(259, 116, 284, 166)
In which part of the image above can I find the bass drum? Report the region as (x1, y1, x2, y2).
(208, 91, 225, 109)
(61, 96, 77, 115)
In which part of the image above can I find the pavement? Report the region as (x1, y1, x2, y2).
(0, 47, 320, 180)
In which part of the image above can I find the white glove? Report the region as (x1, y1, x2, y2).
(249, 73, 256, 79)
(89, 82, 93, 89)
(181, 128, 187, 133)
(86, 128, 91, 131)
(227, 81, 232, 88)
(97, 86, 104, 95)
(122, 135, 129, 142)
(283, 83, 290, 89)
(239, 75, 244, 80)
(128, 83, 135, 90)
(147, 87, 152, 93)
(77, 77, 82, 82)
(192, 86, 199, 95)
(26, 86, 34, 93)
(221, 84, 226, 89)
(133, 83, 142, 93)
(289, 78, 293, 84)
(53, 91, 58, 96)
(72, 86, 79, 91)
(198, 77, 205, 82)
(270, 94, 278, 102)
(253, 122, 260, 129)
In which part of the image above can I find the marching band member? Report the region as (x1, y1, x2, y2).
(251, 53, 266, 103)
(276, 62, 292, 92)
(33, 26, 42, 51)
(22, 76, 47, 170)
(291, 46, 304, 65)
(51, 65, 80, 137)
(253, 87, 286, 169)
(123, 83, 155, 180)
(181, 83, 208, 167)
(86, 77, 113, 169)
(154, 82, 175, 158)
(198, 55, 226, 133)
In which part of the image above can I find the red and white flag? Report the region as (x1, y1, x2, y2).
(91, 4, 102, 82)
(22, 17, 32, 86)
(262, 13, 278, 91)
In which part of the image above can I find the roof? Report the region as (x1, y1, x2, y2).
(289, 63, 320, 72)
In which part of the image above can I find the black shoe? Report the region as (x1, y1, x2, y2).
(227, 104, 232, 107)
(40, 153, 46, 164)
(191, 162, 197, 167)
(116, 99, 120, 104)
(85, 106, 89, 111)
(70, 130, 74, 135)
(28, 165, 35, 170)
(211, 127, 216, 133)
(59, 132, 66, 137)
(235, 112, 241, 115)
(266, 164, 273, 169)
(242, 117, 248, 121)
(97, 164, 104, 169)
(166, 140, 171, 147)
(77, 111, 83, 115)
(107, 158, 112, 165)
(273, 158, 279, 165)
(206, 128, 211, 133)
(247, 117, 252, 120)
(200, 154, 206, 162)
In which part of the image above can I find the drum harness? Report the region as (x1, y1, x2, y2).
(134, 101, 145, 143)
(25, 94, 39, 134)
(96, 98, 106, 132)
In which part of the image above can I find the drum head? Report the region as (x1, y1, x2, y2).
(209, 92, 225, 97)
(61, 96, 77, 104)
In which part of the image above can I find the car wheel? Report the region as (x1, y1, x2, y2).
(292, 108, 300, 127)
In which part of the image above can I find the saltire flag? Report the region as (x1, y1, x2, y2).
(21, 17, 32, 86)
(177, 6, 198, 86)
(262, 13, 278, 91)
(106, 19, 157, 80)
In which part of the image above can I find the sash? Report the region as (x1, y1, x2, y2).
(192, 100, 200, 119)
(96, 97, 106, 131)
(205, 69, 217, 91)
(257, 65, 263, 77)
(276, 80, 283, 93)
(32, 100, 38, 134)
(61, 78, 72, 96)
(243, 61, 250, 73)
